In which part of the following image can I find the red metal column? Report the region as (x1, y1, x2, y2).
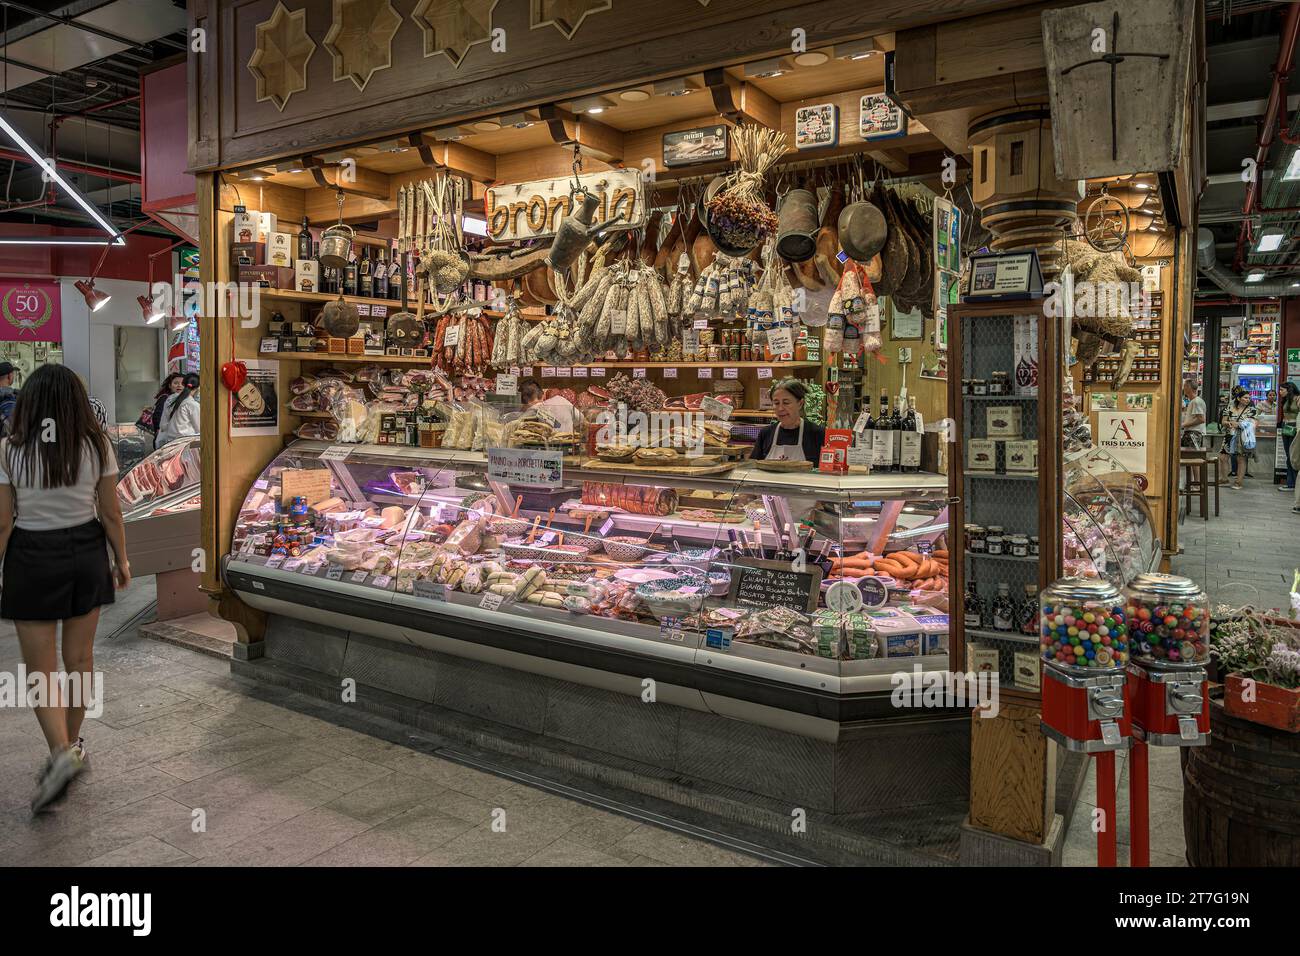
(1096, 751, 1118, 867)
(1129, 739, 1150, 867)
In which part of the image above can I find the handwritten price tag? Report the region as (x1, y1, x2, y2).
(572, 367, 588, 378)
(541, 366, 557, 377)
(556, 367, 572, 378)
(633, 368, 647, 379)
(590, 367, 606, 378)
(350, 570, 368, 584)
(320, 446, 352, 462)
(693, 319, 709, 330)
(698, 367, 714, 379)
(414, 579, 447, 601)
(663, 367, 678, 379)
(282, 558, 304, 572)
(264, 554, 284, 568)
(325, 565, 345, 581)
(443, 325, 461, 347)
(757, 367, 773, 380)
(723, 368, 739, 379)
(480, 592, 504, 611)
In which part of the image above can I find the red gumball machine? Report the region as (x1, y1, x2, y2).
(1122, 573, 1211, 867)
(1038, 577, 1132, 867)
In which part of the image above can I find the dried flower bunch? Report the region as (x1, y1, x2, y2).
(707, 125, 787, 251)
(1210, 605, 1300, 689)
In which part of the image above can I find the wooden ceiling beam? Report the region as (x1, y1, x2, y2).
(537, 104, 625, 164)
(301, 157, 391, 201)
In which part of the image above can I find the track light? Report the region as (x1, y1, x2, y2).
(138, 293, 165, 324)
(75, 279, 111, 312)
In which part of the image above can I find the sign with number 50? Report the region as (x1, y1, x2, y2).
(0, 279, 61, 342)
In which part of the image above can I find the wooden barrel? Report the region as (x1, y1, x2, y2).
(1183, 697, 1300, 866)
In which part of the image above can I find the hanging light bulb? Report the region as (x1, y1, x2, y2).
(75, 278, 111, 312)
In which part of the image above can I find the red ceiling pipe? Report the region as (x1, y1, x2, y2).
(0, 148, 140, 183)
(64, 94, 138, 120)
(1233, 1, 1300, 271)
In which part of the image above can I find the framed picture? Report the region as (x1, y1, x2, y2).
(662, 125, 728, 167)
(795, 103, 839, 150)
(859, 93, 907, 140)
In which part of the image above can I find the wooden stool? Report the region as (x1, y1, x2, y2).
(1180, 457, 1208, 522)
(1204, 449, 1221, 517)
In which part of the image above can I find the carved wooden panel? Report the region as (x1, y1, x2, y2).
(323, 0, 401, 91)
(413, 0, 499, 68)
(247, 1, 316, 111)
(530, 0, 611, 39)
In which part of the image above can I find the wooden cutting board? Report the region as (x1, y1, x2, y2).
(580, 458, 736, 476)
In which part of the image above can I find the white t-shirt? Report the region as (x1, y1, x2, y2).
(534, 396, 577, 433)
(0, 438, 117, 531)
(156, 394, 200, 448)
(1181, 395, 1206, 435)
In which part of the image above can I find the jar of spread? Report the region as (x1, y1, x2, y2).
(1010, 534, 1029, 557)
(986, 533, 1005, 555)
(968, 525, 987, 552)
(990, 371, 1009, 395)
(1029, 535, 1040, 556)
(962, 378, 972, 395)
(971, 379, 988, 396)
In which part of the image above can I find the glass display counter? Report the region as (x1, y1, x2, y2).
(117, 436, 203, 580)
(222, 440, 952, 722)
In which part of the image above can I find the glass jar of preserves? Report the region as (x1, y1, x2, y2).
(1122, 573, 1210, 667)
(986, 533, 1005, 555)
(971, 379, 988, 396)
(1010, 534, 1029, 557)
(967, 525, 987, 552)
(1040, 577, 1129, 671)
(1029, 535, 1039, 556)
(962, 378, 972, 395)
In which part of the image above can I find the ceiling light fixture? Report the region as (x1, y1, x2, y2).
(744, 56, 789, 79)
(1246, 269, 1266, 283)
(472, 120, 502, 132)
(835, 38, 882, 60)
(137, 292, 165, 324)
(1284, 149, 1300, 181)
(0, 111, 124, 246)
(793, 50, 830, 67)
(570, 95, 614, 114)
(75, 279, 111, 312)
(1255, 227, 1286, 253)
(619, 89, 651, 102)
(652, 77, 699, 97)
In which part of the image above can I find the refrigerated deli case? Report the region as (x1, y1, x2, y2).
(222, 441, 954, 734)
(117, 436, 203, 578)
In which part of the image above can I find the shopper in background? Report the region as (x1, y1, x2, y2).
(1180, 378, 1207, 450)
(519, 379, 577, 432)
(0, 361, 18, 437)
(1279, 381, 1299, 492)
(155, 372, 200, 448)
(141, 373, 183, 438)
(0, 365, 130, 812)
(1222, 385, 1258, 490)
(1291, 428, 1300, 514)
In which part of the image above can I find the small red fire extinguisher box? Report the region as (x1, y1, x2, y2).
(1122, 573, 1211, 747)
(1038, 578, 1132, 752)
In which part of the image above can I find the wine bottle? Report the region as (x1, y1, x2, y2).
(296, 216, 312, 263)
(374, 248, 389, 299)
(890, 396, 903, 473)
(871, 390, 892, 470)
(343, 254, 358, 297)
(900, 395, 922, 473)
(359, 247, 373, 298)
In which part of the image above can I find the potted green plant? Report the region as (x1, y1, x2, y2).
(1213, 606, 1300, 733)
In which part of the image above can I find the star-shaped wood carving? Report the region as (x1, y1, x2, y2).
(323, 0, 401, 92)
(248, 2, 316, 111)
(531, 0, 611, 40)
(413, 0, 499, 68)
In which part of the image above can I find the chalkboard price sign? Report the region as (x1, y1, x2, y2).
(726, 558, 822, 613)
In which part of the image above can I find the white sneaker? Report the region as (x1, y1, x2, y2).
(70, 737, 86, 763)
(31, 748, 84, 814)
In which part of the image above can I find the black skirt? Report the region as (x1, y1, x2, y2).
(2, 519, 115, 621)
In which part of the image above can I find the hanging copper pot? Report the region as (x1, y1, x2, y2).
(775, 189, 820, 263)
(837, 200, 888, 262)
(318, 223, 354, 269)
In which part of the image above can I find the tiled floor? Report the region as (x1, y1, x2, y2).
(0, 583, 765, 867)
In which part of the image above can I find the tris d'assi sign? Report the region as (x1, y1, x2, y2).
(483, 170, 645, 243)
(1096, 411, 1148, 473)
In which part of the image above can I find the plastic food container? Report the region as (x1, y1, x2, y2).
(1040, 577, 1129, 670)
(1122, 572, 1210, 667)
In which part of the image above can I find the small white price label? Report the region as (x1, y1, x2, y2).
(693, 318, 709, 330)
(610, 311, 628, 336)
(757, 367, 774, 379)
(556, 367, 572, 378)
(590, 367, 606, 377)
(698, 367, 714, 379)
(264, 554, 284, 568)
(633, 367, 647, 379)
(480, 591, 505, 611)
(723, 368, 739, 379)
(496, 373, 518, 396)
(538, 531, 557, 545)
(599, 517, 616, 536)
(413, 579, 447, 601)
(854, 411, 870, 433)
(443, 325, 461, 347)
(254, 479, 269, 490)
(320, 446, 352, 462)
(663, 367, 678, 379)
(325, 565, 345, 581)
(541, 366, 557, 377)
(282, 558, 304, 572)
(371, 574, 393, 589)
(700, 396, 732, 420)
(302, 562, 323, 576)
(371, 305, 388, 319)
(350, 570, 368, 583)
(572, 367, 588, 378)
(357, 303, 371, 317)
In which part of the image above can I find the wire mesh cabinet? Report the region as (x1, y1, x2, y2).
(948, 301, 1062, 699)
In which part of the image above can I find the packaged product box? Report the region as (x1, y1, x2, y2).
(233, 211, 263, 244)
(968, 645, 1000, 675)
(238, 265, 294, 288)
(1005, 439, 1039, 474)
(258, 211, 278, 239)
(267, 232, 294, 268)
(967, 437, 998, 472)
(985, 405, 1023, 438)
(231, 241, 266, 268)
(295, 259, 320, 293)
(1013, 650, 1041, 690)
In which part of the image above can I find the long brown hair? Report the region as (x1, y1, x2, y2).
(3, 364, 107, 488)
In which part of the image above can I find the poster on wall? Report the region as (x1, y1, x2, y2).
(229, 359, 279, 437)
(0, 278, 61, 342)
(1096, 410, 1149, 473)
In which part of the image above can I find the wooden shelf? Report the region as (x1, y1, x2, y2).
(533, 361, 820, 370)
(258, 287, 503, 319)
(260, 351, 433, 365)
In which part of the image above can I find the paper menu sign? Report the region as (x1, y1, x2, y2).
(700, 396, 732, 421)
(280, 468, 332, 506)
(757, 367, 773, 380)
(767, 326, 795, 356)
(496, 373, 519, 396)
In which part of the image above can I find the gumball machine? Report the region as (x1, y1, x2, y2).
(1039, 578, 1132, 752)
(1123, 573, 1210, 746)
(1122, 573, 1210, 868)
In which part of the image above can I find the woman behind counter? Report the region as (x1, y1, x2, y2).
(751, 379, 826, 462)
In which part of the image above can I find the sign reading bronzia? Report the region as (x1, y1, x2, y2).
(484, 170, 644, 243)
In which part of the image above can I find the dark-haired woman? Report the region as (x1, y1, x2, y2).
(145, 373, 184, 438)
(0, 364, 130, 812)
(1221, 385, 1258, 491)
(155, 372, 199, 448)
(752, 378, 826, 462)
(1279, 381, 1299, 493)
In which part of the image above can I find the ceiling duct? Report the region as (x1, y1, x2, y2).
(1198, 227, 1295, 296)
